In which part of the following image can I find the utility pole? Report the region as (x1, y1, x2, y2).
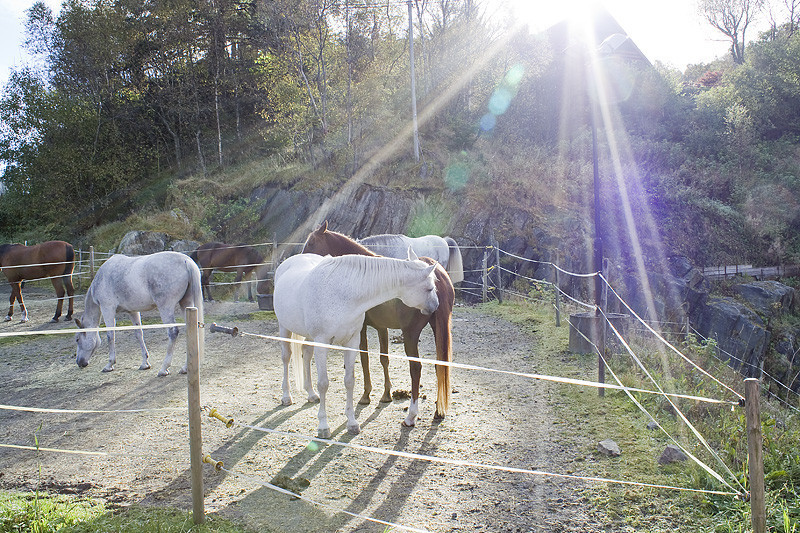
(408, 0, 420, 162)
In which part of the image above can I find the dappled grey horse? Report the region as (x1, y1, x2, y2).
(75, 251, 204, 376)
(358, 233, 464, 284)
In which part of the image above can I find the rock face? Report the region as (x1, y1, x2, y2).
(689, 296, 770, 377)
(732, 281, 796, 318)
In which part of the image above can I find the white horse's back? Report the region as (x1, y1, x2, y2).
(75, 251, 204, 376)
(358, 233, 464, 283)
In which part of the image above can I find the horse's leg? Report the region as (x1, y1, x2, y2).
(202, 270, 213, 301)
(158, 311, 180, 376)
(314, 345, 331, 439)
(5, 282, 18, 321)
(302, 341, 319, 403)
(378, 327, 392, 403)
(402, 329, 424, 428)
(246, 271, 255, 302)
(279, 325, 293, 406)
(13, 283, 28, 323)
(343, 336, 361, 435)
(50, 277, 65, 322)
(358, 324, 372, 405)
(130, 312, 151, 371)
(102, 312, 117, 372)
(233, 270, 244, 302)
(64, 275, 75, 321)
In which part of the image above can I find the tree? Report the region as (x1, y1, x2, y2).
(699, 0, 765, 64)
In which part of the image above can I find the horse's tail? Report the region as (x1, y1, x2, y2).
(290, 333, 305, 392)
(444, 237, 464, 284)
(433, 284, 454, 419)
(63, 243, 75, 277)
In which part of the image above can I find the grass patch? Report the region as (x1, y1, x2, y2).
(476, 294, 800, 532)
(0, 490, 259, 533)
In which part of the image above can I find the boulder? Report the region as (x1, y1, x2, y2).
(732, 280, 796, 318)
(118, 231, 170, 256)
(597, 439, 621, 457)
(169, 239, 202, 254)
(658, 444, 688, 465)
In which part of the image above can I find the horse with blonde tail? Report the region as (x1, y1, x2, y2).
(273, 250, 439, 438)
(303, 222, 454, 427)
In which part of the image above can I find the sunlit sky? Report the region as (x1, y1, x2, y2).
(0, 0, 777, 89)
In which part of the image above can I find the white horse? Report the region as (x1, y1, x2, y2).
(75, 251, 204, 376)
(358, 233, 464, 284)
(273, 250, 439, 438)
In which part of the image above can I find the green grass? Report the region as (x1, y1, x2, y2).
(475, 295, 800, 532)
(0, 490, 257, 533)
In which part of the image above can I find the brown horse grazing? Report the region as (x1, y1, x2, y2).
(0, 240, 75, 323)
(302, 221, 454, 426)
(189, 242, 265, 302)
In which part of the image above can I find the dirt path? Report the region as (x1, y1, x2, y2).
(0, 289, 602, 532)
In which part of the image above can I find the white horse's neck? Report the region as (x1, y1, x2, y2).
(80, 286, 102, 328)
(325, 255, 422, 311)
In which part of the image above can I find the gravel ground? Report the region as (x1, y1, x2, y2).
(0, 285, 606, 532)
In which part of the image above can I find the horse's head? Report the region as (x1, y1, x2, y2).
(303, 221, 331, 255)
(74, 318, 101, 368)
(399, 257, 439, 316)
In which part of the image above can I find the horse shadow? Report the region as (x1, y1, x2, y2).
(209, 401, 440, 531)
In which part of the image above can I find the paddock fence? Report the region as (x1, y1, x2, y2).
(0, 240, 781, 532)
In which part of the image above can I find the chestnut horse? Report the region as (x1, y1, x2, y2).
(302, 222, 454, 426)
(0, 240, 75, 323)
(189, 242, 265, 302)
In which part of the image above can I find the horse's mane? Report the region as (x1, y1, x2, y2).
(325, 230, 377, 256)
(317, 254, 427, 297)
(358, 233, 408, 246)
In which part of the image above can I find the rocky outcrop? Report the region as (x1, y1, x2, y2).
(732, 281, 796, 318)
(689, 296, 770, 377)
(116, 231, 199, 256)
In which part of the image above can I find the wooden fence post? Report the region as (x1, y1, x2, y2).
(481, 249, 488, 303)
(89, 246, 95, 282)
(186, 307, 205, 525)
(745, 378, 766, 533)
(494, 241, 502, 304)
(554, 254, 561, 327)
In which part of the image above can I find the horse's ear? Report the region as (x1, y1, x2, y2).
(407, 247, 419, 261)
(424, 264, 436, 276)
(315, 220, 328, 234)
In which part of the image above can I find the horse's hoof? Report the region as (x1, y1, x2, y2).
(50, 318, 59, 323)
(139, 364, 151, 370)
(65, 316, 73, 322)
(20, 317, 29, 323)
(379, 395, 392, 403)
(401, 419, 416, 428)
(102, 366, 114, 373)
(347, 423, 361, 435)
(179, 367, 187, 375)
(358, 396, 371, 406)
(157, 370, 170, 377)
(318, 428, 331, 439)
(307, 395, 320, 404)
(281, 397, 293, 406)
(3, 316, 11, 322)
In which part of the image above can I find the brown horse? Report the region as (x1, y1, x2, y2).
(189, 242, 265, 302)
(0, 240, 75, 322)
(302, 221, 454, 426)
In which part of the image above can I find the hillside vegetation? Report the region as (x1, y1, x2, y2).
(0, 1, 798, 270)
